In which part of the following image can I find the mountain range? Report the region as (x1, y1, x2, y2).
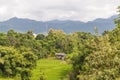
(0, 15, 118, 34)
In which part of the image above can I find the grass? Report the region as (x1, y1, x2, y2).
(0, 75, 14, 80)
(31, 58, 72, 80)
(0, 78, 13, 80)
(0, 58, 72, 80)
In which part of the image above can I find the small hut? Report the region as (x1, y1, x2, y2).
(55, 53, 66, 60)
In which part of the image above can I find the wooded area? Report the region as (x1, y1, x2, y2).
(0, 6, 120, 80)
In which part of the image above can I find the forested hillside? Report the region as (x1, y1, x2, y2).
(0, 6, 120, 80)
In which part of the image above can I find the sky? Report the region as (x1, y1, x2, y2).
(0, 0, 120, 22)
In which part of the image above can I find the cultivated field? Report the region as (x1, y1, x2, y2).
(31, 58, 72, 80)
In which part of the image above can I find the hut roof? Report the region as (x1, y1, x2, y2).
(55, 53, 66, 56)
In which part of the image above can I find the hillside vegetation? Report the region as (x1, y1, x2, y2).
(0, 6, 120, 80)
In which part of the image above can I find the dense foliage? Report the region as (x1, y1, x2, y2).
(71, 7, 120, 80)
(0, 7, 120, 80)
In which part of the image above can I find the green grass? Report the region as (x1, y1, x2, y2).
(0, 78, 13, 80)
(31, 58, 72, 80)
(0, 58, 72, 80)
(0, 75, 14, 80)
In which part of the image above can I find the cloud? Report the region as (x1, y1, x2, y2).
(0, 0, 120, 22)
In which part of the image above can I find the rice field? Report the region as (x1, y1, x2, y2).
(31, 58, 72, 80)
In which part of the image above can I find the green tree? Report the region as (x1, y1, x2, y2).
(35, 34, 45, 40)
(0, 46, 37, 80)
(0, 33, 10, 46)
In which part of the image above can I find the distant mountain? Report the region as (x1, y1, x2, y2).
(0, 15, 118, 34)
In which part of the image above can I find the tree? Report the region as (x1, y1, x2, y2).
(46, 29, 66, 55)
(7, 30, 18, 46)
(0, 46, 37, 79)
(26, 30, 34, 40)
(35, 34, 45, 40)
(114, 6, 120, 27)
(0, 33, 10, 46)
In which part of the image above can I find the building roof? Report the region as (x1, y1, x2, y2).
(55, 53, 66, 56)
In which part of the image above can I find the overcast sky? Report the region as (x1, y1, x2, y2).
(0, 0, 120, 22)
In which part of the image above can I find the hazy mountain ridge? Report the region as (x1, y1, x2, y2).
(0, 15, 117, 34)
